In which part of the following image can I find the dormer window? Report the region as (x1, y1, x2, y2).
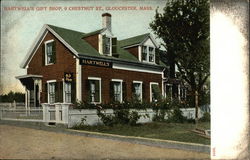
(141, 45, 155, 63)
(44, 40, 56, 65)
(102, 34, 117, 56)
(103, 35, 111, 55)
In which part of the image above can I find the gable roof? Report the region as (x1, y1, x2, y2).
(21, 24, 164, 69)
(48, 25, 100, 57)
(118, 33, 150, 48)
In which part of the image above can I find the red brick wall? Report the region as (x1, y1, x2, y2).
(81, 65, 162, 103)
(125, 46, 139, 59)
(27, 31, 76, 103)
(83, 34, 99, 51)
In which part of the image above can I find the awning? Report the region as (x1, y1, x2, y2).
(16, 74, 42, 90)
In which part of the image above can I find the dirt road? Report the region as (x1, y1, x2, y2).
(0, 124, 209, 159)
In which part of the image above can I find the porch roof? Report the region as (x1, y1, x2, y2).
(16, 74, 43, 79)
(16, 75, 43, 90)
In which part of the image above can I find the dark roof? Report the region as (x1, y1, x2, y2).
(48, 24, 100, 57)
(118, 33, 150, 48)
(82, 29, 104, 38)
(47, 24, 165, 66)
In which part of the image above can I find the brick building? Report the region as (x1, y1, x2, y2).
(16, 13, 166, 107)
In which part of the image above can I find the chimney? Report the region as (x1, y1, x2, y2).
(102, 13, 111, 32)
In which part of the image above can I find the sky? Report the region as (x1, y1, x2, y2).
(0, 0, 167, 94)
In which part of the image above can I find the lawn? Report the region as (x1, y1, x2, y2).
(72, 122, 210, 145)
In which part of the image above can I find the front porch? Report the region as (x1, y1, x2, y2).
(16, 74, 43, 108)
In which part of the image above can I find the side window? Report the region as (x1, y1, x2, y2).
(48, 82, 56, 104)
(103, 35, 112, 55)
(88, 78, 101, 103)
(142, 46, 147, 61)
(45, 40, 56, 65)
(148, 47, 155, 62)
(110, 80, 123, 103)
(132, 81, 142, 101)
(64, 82, 72, 103)
(150, 83, 161, 102)
(141, 46, 155, 63)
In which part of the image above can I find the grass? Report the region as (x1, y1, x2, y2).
(72, 122, 210, 145)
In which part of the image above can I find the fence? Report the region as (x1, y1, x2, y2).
(0, 102, 25, 109)
(1, 103, 204, 127)
(0, 107, 43, 122)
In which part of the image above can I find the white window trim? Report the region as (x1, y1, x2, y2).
(111, 79, 123, 103)
(133, 81, 143, 101)
(150, 82, 159, 102)
(63, 81, 72, 103)
(101, 34, 112, 56)
(88, 77, 102, 104)
(141, 45, 155, 64)
(44, 39, 55, 66)
(47, 80, 56, 104)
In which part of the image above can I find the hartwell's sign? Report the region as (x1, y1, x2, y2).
(80, 58, 112, 68)
(64, 73, 73, 82)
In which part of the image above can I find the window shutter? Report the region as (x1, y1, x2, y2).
(112, 37, 118, 56)
(86, 80, 90, 102)
(71, 81, 76, 103)
(95, 80, 100, 102)
(142, 83, 146, 102)
(52, 41, 56, 64)
(55, 82, 59, 103)
(58, 81, 63, 102)
(155, 48, 160, 64)
(42, 43, 45, 66)
(102, 35, 106, 54)
(132, 83, 135, 99)
(44, 83, 48, 103)
(122, 82, 127, 102)
(110, 81, 114, 102)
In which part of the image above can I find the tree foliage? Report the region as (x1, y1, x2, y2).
(0, 91, 25, 102)
(150, 0, 209, 101)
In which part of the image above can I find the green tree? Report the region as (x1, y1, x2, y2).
(150, 0, 209, 124)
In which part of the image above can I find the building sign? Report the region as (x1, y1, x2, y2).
(80, 58, 112, 68)
(64, 73, 73, 82)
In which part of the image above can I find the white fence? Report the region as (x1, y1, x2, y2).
(0, 102, 25, 109)
(0, 107, 43, 122)
(42, 103, 69, 125)
(1, 103, 204, 127)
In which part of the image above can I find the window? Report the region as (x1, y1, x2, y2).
(45, 40, 56, 65)
(150, 82, 161, 102)
(132, 81, 142, 101)
(149, 47, 154, 62)
(47, 81, 56, 104)
(102, 35, 112, 55)
(111, 79, 123, 103)
(88, 78, 101, 103)
(141, 46, 155, 63)
(64, 82, 71, 103)
(142, 46, 147, 61)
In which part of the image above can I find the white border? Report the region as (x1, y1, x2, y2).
(44, 39, 55, 65)
(149, 82, 159, 102)
(111, 79, 123, 103)
(113, 63, 162, 74)
(132, 81, 143, 101)
(46, 80, 56, 104)
(88, 77, 102, 103)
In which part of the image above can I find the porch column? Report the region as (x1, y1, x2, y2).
(25, 88, 28, 109)
(76, 58, 82, 101)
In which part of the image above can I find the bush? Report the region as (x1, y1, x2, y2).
(167, 108, 186, 123)
(97, 109, 141, 126)
(199, 112, 210, 122)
